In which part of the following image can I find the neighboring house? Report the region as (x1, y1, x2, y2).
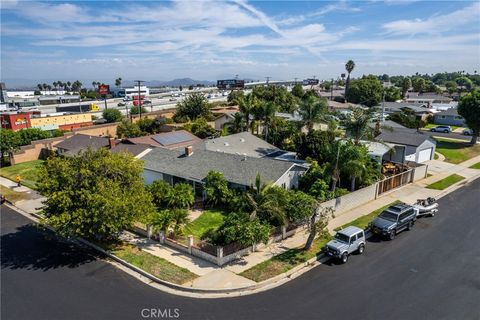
(364, 141, 396, 163)
(433, 108, 466, 126)
(123, 130, 201, 149)
(405, 93, 453, 106)
(275, 112, 327, 132)
(319, 90, 344, 100)
(110, 142, 152, 158)
(214, 113, 235, 130)
(368, 119, 407, 131)
(55, 134, 115, 156)
(139, 132, 308, 197)
(377, 102, 436, 121)
(375, 128, 436, 163)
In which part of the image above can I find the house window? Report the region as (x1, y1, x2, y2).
(439, 115, 446, 119)
(281, 182, 286, 189)
(454, 116, 464, 120)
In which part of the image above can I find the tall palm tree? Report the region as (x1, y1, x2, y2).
(343, 107, 374, 145)
(345, 60, 355, 100)
(53, 81, 58, 91)
(253, 101, 277, 140)
(298, 95, 328, 132)
(92, 81, 97, 90)
(344, 159, 366, 191)
(37, 84, 43, 91)
(115, 77, 122, 88)
(238, 93, 257, 132)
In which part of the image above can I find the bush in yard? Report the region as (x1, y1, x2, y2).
(102, 109, 123, 123)
(116, 120, 143, 138)
(168, 183, 195, 209)
(219, 212, 270, 247)
(37, 148, 155, 241)
(130, 105, 148, 115)
(150, 208, 189, 237)
(147, 180, 173, 209)
(205, 171, 231, 207)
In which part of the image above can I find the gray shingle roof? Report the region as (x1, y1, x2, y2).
(141, 145, 299, 186)
(55, 134, 110, 153)
(436, 108, 459, 116)
(375, 128, 433, 147)
(204, 132, 279, 158)
(111, 143, 151, 157)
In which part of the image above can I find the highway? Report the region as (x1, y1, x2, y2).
(2, 178, 479, 320)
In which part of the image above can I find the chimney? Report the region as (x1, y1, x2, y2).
(109, 137, 116, 149)
(185, 145, 193, 157)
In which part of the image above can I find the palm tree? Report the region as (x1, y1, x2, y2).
(344, 159, 366, 191)
(298, 95, 328, 132)
(225, 112, 246, 134)
(92, 81, 98, 90)
(345, 60, 355, 100)
(238, 93, 257, 132)
(53, 81, 58, 92)
(253, 101, 277, 140)
(343, 107, 374, 145)
(115, 77, 122, 88)
(150, 209, 189, 238)
(37, 84, 43, 91)
(66, 81, 71, 92)
(245, 173, 288, 226)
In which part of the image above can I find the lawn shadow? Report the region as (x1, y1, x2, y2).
(1, 223, 100, 272)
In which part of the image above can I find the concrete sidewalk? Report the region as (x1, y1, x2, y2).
(0, 177, 46, 213)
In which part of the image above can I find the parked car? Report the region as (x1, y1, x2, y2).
(324, 226, 365, 263)
(430, 125, 452, 133)
(463, 128, 473, 135)
(117, 102, 126, 107)
(369, 203, 418, 240)
(169, 97, 177, 102)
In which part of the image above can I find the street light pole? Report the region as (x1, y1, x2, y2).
(134, 80, 144, 120)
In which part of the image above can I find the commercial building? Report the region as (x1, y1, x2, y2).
(0, 111, 93, 131)
(111, 86, 150, 98)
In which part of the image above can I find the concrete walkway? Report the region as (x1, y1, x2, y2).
(0, 177, 46, 213)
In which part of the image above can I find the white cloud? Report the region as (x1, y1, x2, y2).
(382, 2, 480, 35)
(309, 0, 361, 17)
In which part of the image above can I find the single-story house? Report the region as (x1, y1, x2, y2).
(110, 142, 152, 158)
(433, 108, 465, 126)
(55, 134, 115, 156)
(123, 130, 201, 149)
(375, 128, 436, 163)
(214, 113, 235, 130)
(405, 93, 453, 106)
(139, 132, 308, 197)
(377, 102, 436, 121)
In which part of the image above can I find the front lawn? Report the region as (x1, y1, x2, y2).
(108, 243, 198, 284)
(0, 160, 44, 190)
(426, 174, 465, 190)
(334, 200, 402, 232)
(183, 209, 225, 241)
(434, 137, 480, 164)
(0, 185, 28, 203)
(239, 234, 331, 282)
(470, 162, 480, 169)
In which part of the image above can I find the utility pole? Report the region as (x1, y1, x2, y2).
(330, 78, 334, 100)
(294, 77, 298, 84)
(265, 76, 271, 85)
(134, 80, 144, 120)
(382, 91, 386, 122)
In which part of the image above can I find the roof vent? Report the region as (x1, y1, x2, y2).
(224, 142, 229, 146)
(240, 138, 245, 142)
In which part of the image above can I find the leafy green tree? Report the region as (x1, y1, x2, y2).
(205, 171, 231, 207)
(116, 120, 143, 138)
(387, 107, 423, 129)
(174, 92, 211, 122)
(184, 117, 217, 139)
(37, 148, 155, 241)
(168, 183, 195, 209)
(298, 95, 328, 132)
(285, 191, 317, 223)
(252, 85, 297, 113)
(238, 93, 258, 132)
(0, 129, 21, 165)
(225, 113, 246, 134)
(309, 179, 329, 201)
(137, 117, 162, 134)
(130, 105, 148, 115)
(266, 117, 301, 151)
(400, 78, 412, 98)
(296, 130, 335, 161)
(344, 59, 356, 100)
(227, 90, 245, 105)
(220, 212, 270, 247)
(15, 128, 50, 146)
(445, 81, 458, 95)
(345, 75, 383, 107)
(115, 77, 122, 88)
(384, 86, 401, 102)
(458, 90, 480, 144)
(103, 109, 123, 123)
(291, 84, 305, 98)
(412, 77, 426, 93)
(252, 101, 277, 139)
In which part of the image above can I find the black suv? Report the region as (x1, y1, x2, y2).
(369, 203, 418, 240)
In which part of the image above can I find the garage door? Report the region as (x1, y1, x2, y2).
(417, 148, 433, 163)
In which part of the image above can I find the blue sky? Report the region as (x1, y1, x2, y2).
(1, 0, 479, 85)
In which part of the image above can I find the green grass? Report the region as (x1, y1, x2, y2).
(0, 185, 28, 203)
(334, 200, 402, 232)
(239, 234, 331, 282)
(435, 137, 480, 164)
(0, 160, 44, 190)
(183, 209, 225, 241)
(426, 174, 465, 190)
(108, 243, 197, 285)
(424, 124, 463, 131)
(470, 162, 480, 169)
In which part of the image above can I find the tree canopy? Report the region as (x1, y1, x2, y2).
(37, 148, 155, 241)
(103, 109, 123, 123)
(458, 90, 480, 144)
(345, 75, 383, 107)
(173, 93, 211, 122)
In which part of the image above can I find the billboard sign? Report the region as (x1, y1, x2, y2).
(98, 84, 110, 96)
(302, 79, 319, 85)
(217, 79, 245, 90)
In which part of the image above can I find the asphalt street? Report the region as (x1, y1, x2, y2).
(2, 178, 480, 320)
